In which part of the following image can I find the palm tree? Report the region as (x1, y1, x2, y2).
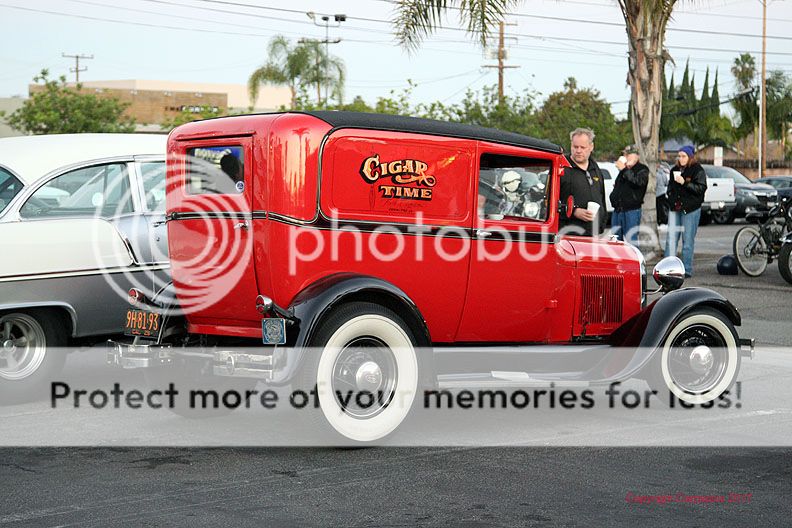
(248, 36, 346, 109)
(394, 0, 683, 251)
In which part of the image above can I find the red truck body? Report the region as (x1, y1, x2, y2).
(165, 112, 643, 346)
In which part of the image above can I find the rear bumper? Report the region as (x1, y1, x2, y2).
(106, 340, 280, 380)
(701, 200, 737, 213)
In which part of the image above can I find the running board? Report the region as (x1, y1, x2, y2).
(437, 372, 591, 389)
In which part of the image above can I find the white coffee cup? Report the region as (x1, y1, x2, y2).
(617, 156, 627, 165)
(587, 201, 600, 215)
(673, 170, 683, 183)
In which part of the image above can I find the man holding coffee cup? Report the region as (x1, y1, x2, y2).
(609, 146, 649, 245)
(559, 127, 607, 236)
(665, 145, 707, 277)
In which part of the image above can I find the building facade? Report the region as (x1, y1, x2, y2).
(27, 80, 291, 132)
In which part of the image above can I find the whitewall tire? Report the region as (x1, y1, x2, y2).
(305, 302, 419, 443)
(649, 308, 740, 406)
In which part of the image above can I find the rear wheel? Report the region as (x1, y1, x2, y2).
(779, 243, 792, 285)
(646, 307, 740, 407)
(733, 226, 768, 276)
(300, 302, 419, 443)
(0, 310, 68, 403)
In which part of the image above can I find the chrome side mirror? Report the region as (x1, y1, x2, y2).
(652, 256, 685, 293)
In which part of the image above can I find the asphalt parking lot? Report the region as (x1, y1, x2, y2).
(1, 221, 791, 526)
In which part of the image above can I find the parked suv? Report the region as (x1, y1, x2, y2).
(108, 112, 752, 442)
(704, 165, 777, 224)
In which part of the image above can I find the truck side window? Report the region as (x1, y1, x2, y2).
(479, 154, 551, 221)
(185, 146, 244, 195)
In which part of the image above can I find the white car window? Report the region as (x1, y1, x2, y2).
(140, 161, 167, 212)
(20, 163, 133, 219)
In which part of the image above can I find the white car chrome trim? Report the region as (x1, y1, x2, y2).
(0, 263, 170, 283)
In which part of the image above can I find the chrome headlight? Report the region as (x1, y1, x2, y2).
(653, 256, 686, 293)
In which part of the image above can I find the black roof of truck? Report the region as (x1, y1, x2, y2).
(302, 111, 562, 154)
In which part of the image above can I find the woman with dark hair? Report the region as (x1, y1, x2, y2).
(665, 145, 707, 277)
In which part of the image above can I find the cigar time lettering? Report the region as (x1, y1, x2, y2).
(359, 154, 436, 201)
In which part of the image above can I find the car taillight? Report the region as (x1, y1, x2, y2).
(128, 288, 146, 306)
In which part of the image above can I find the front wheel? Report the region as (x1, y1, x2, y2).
(301, 302, 419, 443)
(711, 210, 734, 224)
(646, 307, 740, 406)
(779, 243, 792, 285)
(733, 226, 768, 276)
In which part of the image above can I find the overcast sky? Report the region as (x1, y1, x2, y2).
(1, 0, 790, 120)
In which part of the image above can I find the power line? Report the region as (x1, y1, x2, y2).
(556, 0, 792, 23)
(65, 0, 307, 30)
(367, 0, 792, 40)
(11, 0, 791, 62)
(5, 0, 792, 75)
(150, 0, 792, 56)
(0, 3, 278, 37)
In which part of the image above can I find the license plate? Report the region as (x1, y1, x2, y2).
(262, 318, 286, 345)
(709, 201, 723, 210)
(123, 308, 162, 339)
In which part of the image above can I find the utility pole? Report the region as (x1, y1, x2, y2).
(305, 12, 346, 107)
(759, 0, 767, 179)
(62, 52, 93, 83)
(483, 22, 518, 104)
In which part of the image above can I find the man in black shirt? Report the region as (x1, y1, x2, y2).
(559, 127, 606, 236)
(609, 146, 649, 245)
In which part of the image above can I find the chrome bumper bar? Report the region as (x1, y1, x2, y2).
(106, 341, 275, 380)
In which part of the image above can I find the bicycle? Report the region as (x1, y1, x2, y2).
(732, 195, 792, 276)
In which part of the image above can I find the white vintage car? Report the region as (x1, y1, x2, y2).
(0, 134, 167, 401)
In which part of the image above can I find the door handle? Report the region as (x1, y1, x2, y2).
(476, 229, 492, 238)
(234, 222, 249, 230)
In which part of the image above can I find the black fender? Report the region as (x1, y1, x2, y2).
(271, 273, 433, 386)
(592, 287, 741, 382)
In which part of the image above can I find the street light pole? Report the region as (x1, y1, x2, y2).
(759, 0, 767, 179)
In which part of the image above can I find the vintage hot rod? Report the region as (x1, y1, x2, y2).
(108, 112, 753, 442)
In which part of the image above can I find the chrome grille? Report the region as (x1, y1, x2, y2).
(579, 274, 624, 324)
